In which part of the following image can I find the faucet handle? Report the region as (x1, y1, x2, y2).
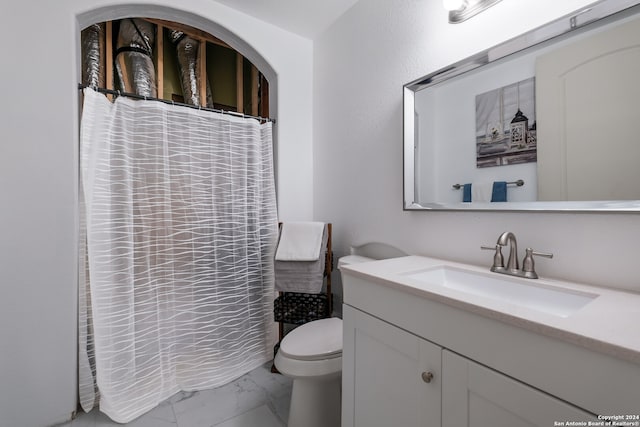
(522, 248, 553, 279)
(481, 245, 504, 270)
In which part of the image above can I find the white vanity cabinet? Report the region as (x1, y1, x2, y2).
(341, 256, 640, 427)
(342, 305, 594, 427)
(342, 305, 441, 427)
(442, 350, 593, 426)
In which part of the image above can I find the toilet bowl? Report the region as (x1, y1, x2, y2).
(275, 247, 404, 427)
(275, 317, 343, 427)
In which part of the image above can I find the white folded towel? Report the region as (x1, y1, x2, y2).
(275, 222, 326, 261)
(472, 182, 493, 202)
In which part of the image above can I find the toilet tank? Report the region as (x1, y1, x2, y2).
(337, 255, 377, 269)
(350, 242, 407, 260)
(338, 241, 407, 270)
(335, 243, 407, 315)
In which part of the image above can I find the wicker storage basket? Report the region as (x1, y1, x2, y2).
(273, 292, 329, 325)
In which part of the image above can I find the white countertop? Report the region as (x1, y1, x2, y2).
(341, 255, 640, 365)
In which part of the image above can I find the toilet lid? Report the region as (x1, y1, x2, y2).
(279, 317, 343, 361)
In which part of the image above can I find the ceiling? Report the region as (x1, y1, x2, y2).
(212, 0, 360, 39)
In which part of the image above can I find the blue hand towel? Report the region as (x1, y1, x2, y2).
(463, 183, 472, 202)
(491, 181, 507, 202)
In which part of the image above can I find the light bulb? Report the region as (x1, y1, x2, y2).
(443, 0, 466, 11)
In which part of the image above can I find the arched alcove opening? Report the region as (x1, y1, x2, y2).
(77, 5, 277, 120)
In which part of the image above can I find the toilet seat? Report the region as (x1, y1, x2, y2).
(274, 317, 343, 379)
(279, 317, 342, 361)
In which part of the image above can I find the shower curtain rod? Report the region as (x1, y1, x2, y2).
(77, 84, 276, 124)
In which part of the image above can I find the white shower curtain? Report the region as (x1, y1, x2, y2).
(78, 88, 278, 423)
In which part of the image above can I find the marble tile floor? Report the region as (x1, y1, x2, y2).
(56, 362, 292, 427)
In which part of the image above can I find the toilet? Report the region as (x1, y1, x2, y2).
(274, 253, 379, 427)
(274, 317, 343, 427)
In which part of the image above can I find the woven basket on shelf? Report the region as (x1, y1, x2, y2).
(273, 292, 329, 325)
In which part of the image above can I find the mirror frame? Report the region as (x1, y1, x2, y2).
(403, 0, 640, 212)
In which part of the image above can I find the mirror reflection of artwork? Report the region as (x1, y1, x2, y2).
(475, 77, 536, 168)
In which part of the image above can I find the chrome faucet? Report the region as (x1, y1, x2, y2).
(482, 231, 553, 279)
(497, 231, 519, 272)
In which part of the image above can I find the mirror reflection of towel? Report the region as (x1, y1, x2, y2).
(473, 182, 493, 202)
(462, 181, 508, 202)
(463, 182, 492, 202)
(491, 181, 507, 202)
(463, 183, 472, 202)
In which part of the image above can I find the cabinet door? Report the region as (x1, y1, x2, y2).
(442, 350, 595, 427)
(342, 305, 441, 427)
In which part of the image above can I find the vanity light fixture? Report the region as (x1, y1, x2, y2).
(443, 0, 503, 24)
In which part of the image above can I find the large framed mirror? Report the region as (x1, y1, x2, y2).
(404, 0, 640, 211)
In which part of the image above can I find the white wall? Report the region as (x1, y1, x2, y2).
(314, 0, 640, 309)
(0, 1, 312, 425)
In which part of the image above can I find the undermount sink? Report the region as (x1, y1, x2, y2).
(402, 266, 598, 318)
